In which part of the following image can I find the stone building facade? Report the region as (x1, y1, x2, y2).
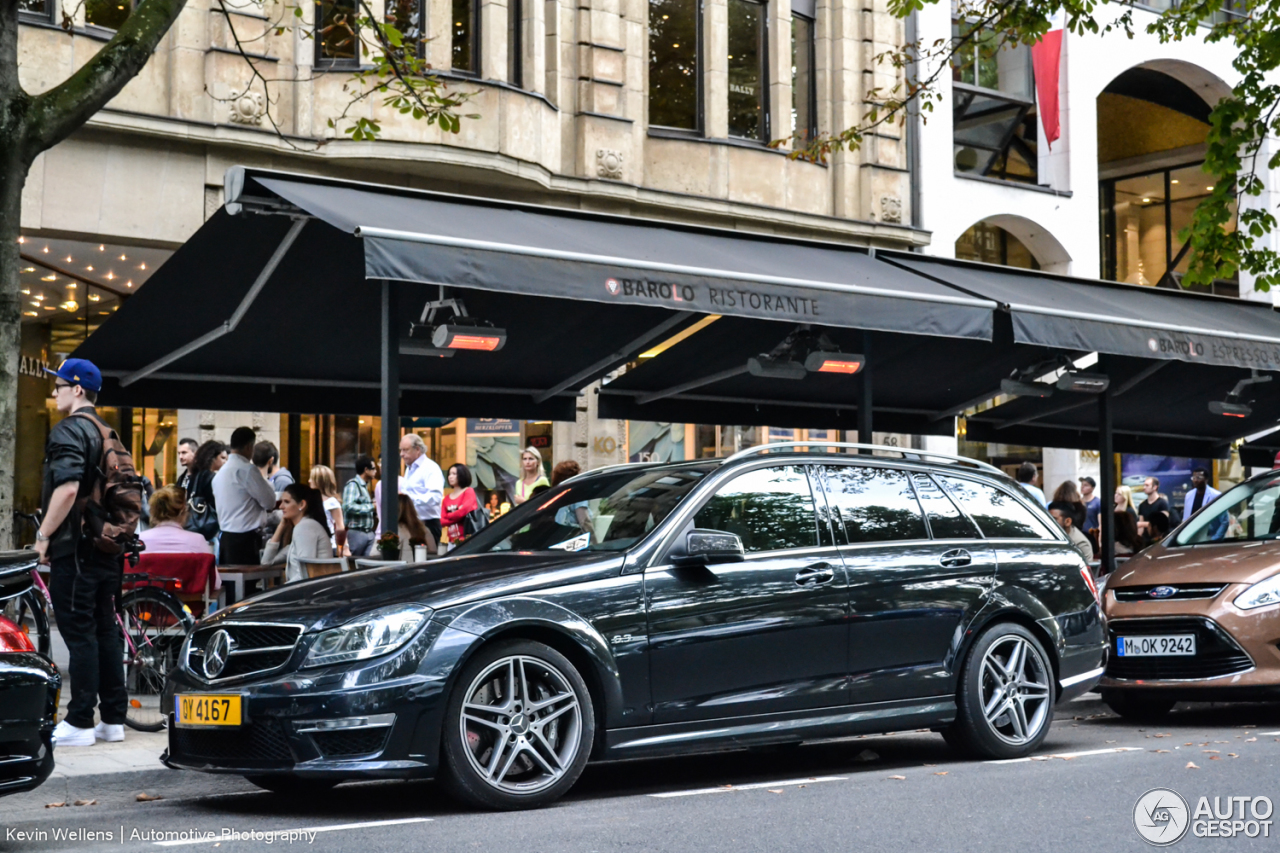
(13, 0, 922, 514)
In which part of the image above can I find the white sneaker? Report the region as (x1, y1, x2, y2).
(52, 720, 95, 747)
(94, 722, 125, 743)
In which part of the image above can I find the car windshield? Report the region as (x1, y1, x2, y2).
(1173, 474, 1280, 546)
(452, 464, 716, 554)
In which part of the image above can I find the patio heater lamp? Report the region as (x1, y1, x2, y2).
(804, 352, 865, 374)
(1208, 370, 1270, 418)
(431, 324, 508, 352)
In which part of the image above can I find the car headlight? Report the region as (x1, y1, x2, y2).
(302, 605, 432, 669)
(1234, 575, 1280, 610)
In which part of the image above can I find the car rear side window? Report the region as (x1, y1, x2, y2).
(819, 465, 927, 544)
(694, 465, 818, 553)
(912, 474, 980, 539)
(937, 475, 1056, 540)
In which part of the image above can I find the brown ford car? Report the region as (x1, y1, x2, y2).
(1101, 469, 1280, 720)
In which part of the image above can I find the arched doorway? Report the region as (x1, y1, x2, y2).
(954, 215, 1070, 272)
(1097, 63, 1237, 295)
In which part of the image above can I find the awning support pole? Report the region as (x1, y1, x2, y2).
(380, 279, 401, 546)
(120, 217, 307, 387)
(532, 312, 696, 404)
(1098, 355, 1115, 576)
(858, 332, 873, 450)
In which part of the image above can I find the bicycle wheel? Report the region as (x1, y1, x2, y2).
(118, 588, 194, 732)
(2, 588, 50, 657)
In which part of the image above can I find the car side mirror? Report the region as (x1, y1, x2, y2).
(673, 529, 745, 566)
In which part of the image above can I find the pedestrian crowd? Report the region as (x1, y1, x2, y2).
(1017, 461, 1222, 566)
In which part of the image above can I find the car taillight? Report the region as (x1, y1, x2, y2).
(1080, 567, 1100, 606)
(0, 615, 36, 653)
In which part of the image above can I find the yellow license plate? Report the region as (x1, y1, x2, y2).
(175, 694, 242, 727)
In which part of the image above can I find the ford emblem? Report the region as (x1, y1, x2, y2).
(1149, 586, 1177, 599)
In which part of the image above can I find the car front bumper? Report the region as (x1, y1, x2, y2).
(1100, 586, 1280, 699)
(162, 620, 465, 780)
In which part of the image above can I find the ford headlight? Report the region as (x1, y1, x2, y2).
(1234, 575, 1280, 611)
(302, 605, 432, 668)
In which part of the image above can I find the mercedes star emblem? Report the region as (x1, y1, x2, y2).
(203, 629, 234, 679)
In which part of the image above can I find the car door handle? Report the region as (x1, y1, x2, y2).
(795, 563, 836, 586)
(939, 549, 972, 568)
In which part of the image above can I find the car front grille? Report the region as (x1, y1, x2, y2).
(310, 729, 389, 759)
(1112, 584, 1226, 602)
(1106, 617, 1253, 681)
(169, 718, 294, 765)
(186, 623, 303, 684)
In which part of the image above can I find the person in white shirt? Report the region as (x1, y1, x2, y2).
(262, 484, 335, 583)
(212, 427, 277, 565)
(400, 433, 444, 542)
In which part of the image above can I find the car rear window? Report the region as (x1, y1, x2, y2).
(818, 465, 927, 544)
(937, 476, 1056, 540)
(912, 474, 980, 539)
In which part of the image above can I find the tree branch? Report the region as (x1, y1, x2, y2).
(23, 0, 188, 154)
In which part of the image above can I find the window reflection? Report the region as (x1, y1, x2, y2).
(649, 0, 700, 130)
(727, 0, 766, 140)
(317, 0, 358, 65)
(791, 14, 816, 141)
(821, 466, 927, 544)
(913, 474, 980, 539)
(452, 0, 477, 74)
(695, 466, 818, 552)
(938, 476, 1054, 539)
(19, 0, 52, 17)
(86, 0, 133, 29)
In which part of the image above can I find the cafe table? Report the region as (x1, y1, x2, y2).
(217, 564, 284, 605)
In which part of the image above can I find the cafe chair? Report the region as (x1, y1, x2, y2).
(302, 557, 350, 579)
(131, 552, 223, 618)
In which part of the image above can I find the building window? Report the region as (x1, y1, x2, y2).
(508, 0, 522, 86)
(452, 0, 479, 75)
(955, 221, 1040, 270)
(791, 13, 816, 142)
(649, 0, 700, 131)
(385, 0, 424, 62)
(316, 0, 359, 66)
(1100, 163, 1239, 295)
(18, 0, 55, 21)
(85, 0, 134, 29)
(950, 20, 1038, 184)
(727, 0, 766, 140)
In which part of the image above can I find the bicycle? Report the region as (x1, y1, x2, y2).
(9, 538, 195, 733)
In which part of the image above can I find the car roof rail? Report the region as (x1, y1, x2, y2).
(723, 441, 1007, 477)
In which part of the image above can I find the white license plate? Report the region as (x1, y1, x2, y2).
(1117, 634, 1196, 657)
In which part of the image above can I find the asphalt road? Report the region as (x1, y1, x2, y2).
(4, 695, 1280, 853)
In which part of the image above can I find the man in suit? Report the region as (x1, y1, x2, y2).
(1183, 466, 1221, 520)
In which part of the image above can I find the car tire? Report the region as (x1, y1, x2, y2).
(242, 775, 339, 797)
(1100, 689, 1176, 722)
(440, 639, 595, 811)
(944, 623, 1055, 760)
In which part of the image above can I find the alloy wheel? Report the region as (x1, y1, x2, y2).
(458, 655, 584, 795)
(978, 634, 1052, 746)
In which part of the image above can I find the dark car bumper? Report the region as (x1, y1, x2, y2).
(0, 652, 60, 798)
(162, 620, 464, 780)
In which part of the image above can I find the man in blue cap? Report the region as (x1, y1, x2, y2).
(33, 358, 128, 747)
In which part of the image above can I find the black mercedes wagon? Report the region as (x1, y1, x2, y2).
(163, 443, 1105, 809)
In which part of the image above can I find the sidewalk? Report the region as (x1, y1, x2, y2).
(48, 626, 172, 779)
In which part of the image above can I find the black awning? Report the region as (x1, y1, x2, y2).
(881, 252, 1280, 370)
(240, 169, 996, 341)
(963, 357, 1277, 458)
